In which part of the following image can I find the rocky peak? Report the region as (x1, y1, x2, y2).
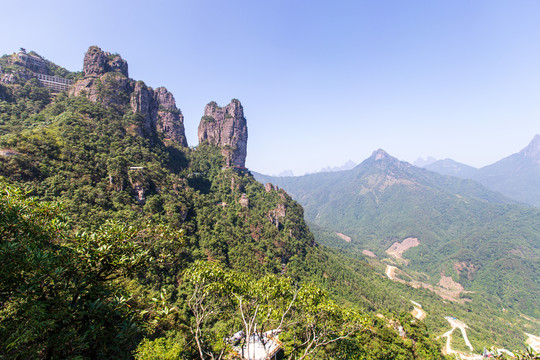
(372, 149, 392, 161)
(71, 46, 187, 147)
(198, 99, 248, 167)
(153, 87, 188, 146)
(520, 134, 540, 162)
(361, 149, 414, 177)
(129, 83, 188, 146)
(83, 46, 128, 78)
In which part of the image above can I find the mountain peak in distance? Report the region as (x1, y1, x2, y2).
(519, 134, 540, 162)
(371, 148, 392, 161)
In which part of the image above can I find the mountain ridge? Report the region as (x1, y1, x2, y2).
(0, 46, 459, 358)
(1, 45, 537, 356)
(424, 135, 540, 206)
(254, 148, 539, 321)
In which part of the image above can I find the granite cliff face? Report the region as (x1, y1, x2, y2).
(130, 83, 187, 146)
(198, 99, 248, 167)
(83, 46, 128, 77)
(71, 46, 187, 147)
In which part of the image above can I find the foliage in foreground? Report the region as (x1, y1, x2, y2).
(1, 180, 449, 359)
(0, 180, 183, 359)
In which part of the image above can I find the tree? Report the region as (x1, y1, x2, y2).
(182, 261, 367, 360)
(0, 179, 184, 359)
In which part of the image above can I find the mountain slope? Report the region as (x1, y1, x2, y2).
(425, 158, 478, 178)
(0, 47, 455, 358)
(423, 135, 540, 207)
(471, 134, 540, 207)
(254, 150, 540, 321)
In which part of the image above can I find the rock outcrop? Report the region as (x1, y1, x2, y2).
(130, 83, 188, 146)
(520, 134, 540, 163)
(71, 46, 132, 106)
(198, 99, 248, 167)
(71, 46, 187, 147)
(83, 46, 128, 77)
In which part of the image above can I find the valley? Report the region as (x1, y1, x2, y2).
(255, 148, 540, 353)
(2, 2, 539, 359)
(0, 46, 457, 359)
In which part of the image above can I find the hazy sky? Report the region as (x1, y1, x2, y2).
(2, 0, 539, 175)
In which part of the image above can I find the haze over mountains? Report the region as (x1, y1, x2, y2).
(424, 134, 540, 207)
(1, 46, 465, 358)
(254, 147, 540, 320)
(1, 45, 539, 357)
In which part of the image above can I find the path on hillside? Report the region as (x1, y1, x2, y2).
(526, 333, 540, 352)
(411, 300, 426, 320)
(386, 265, 396, 280)
(445, 316, 473, 352)
(440, 316, 482, 359)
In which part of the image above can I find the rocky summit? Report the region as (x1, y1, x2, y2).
(82, 46, 129, 77)
(71, 46, 188, 147)
(198, 99, 248, 167)
(520, 133, 540, 163)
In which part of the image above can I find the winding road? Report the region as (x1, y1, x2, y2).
(441, 316, 482, 359)
(411, 300, 426, 320)
(385, 265, 396, 280)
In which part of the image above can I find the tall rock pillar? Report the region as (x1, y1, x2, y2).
(198, 99, 248, 167)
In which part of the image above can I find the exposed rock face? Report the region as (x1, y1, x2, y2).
(83, 46, 128, 77)
(154, 87, 187, 146)
(71, 46, 187, 147)
(520, 134, 540, 163)
(71, 46, 131, 105)
(268, 203, 286, 227)
(0, 73, 19, 85)
(239, 193, 249, 208)
(198, 99, 248, 167)
(130, 83, 188, 146)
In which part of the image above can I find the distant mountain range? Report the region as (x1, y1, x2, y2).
(273, 160, 358, 177)
(254, 148, 540, 320)
(319, 159, 357, 173)
(424, 135, 540, 207)
(424, 158, 479, 178)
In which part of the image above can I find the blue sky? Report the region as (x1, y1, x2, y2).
(2, 0, 539, 175)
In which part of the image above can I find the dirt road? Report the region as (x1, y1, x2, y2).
(440, 316, 482, 359)
(385, 265, 396, 280)
(411, 300, 426, 320)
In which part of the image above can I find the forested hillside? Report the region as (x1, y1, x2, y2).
(0, 47, 455, 359)
(255, 150, 540, 351)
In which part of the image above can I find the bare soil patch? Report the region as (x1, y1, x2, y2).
(362, 249, 377, 258)
(453, 261, 478, 280)
(439, 274, 464, 292)
(335, 232, 352, 242)
(386, 237, 419, 259)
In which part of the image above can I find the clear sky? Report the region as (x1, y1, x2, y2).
(2, 0, 539, 175)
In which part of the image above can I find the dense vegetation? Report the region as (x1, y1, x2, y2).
(0, 60, 453, 358)
(255, 151, 540, 349)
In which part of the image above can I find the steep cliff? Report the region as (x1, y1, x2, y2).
(71, 46, 188, 147)
(130, 82, 188, 146)
(197, 99, 248, 167)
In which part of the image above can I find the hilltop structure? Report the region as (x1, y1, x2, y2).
(0, 48, 73, 92)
